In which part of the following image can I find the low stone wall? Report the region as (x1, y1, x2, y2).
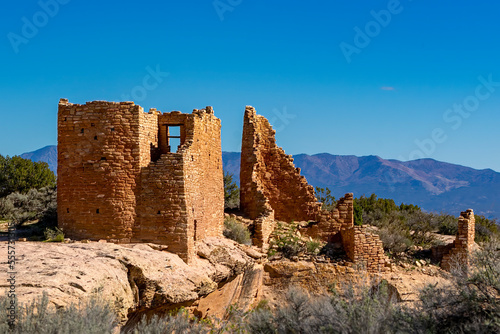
(341, 225, 388, 272)
(252, 210, 276, 251)
(301, 193, 354, 242)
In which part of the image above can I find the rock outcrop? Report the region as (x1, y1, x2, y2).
(0, 238, 261, 326)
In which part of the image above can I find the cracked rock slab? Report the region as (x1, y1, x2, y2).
(0, 238, 254, 324)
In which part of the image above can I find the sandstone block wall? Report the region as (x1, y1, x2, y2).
(58, 100, 223, 263)
(341, 226, 387, 272)
(239, 106, 389, 271)
(252, 210, 275, 250)
(58, 100, 142, 243)
(240, 106, 322, 223)
(438, 209, 475, 271)
(302, 193, 354, 242)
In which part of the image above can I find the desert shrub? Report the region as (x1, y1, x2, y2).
(377, 225, 413, 254)
(270, 222, 305, 258)
(305, 240, 322, 255)
(223, 217, 251, 245)
(44, 227, 65, 242)
(475, 223, 493, 243)
(353, 200, 363, 226)
(132, 309, 208, 334)
(315, 187, 336, 211)
(0, 292, 117, 334)
(0, 186, 57, 227)
(358, 195, 442, 252)
(436, 214, 458, 235)
(247, 283, 397, 334)
(474, 214, 499, 243)
(399, 237, 500, 333)
(224, 172, 239, 209)
(403, 211, 437, 246)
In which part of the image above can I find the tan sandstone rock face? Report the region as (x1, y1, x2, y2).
(0, 238, 257, 325)
(260, 259, 453, 308)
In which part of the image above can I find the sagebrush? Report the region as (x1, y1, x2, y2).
(223, 217, 251, 245)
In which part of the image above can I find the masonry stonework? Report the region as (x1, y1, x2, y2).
(239, 106, 389, 271)
(341, 226, 387, 272)
(432, 209, 475, 271)
(58, 99, 223, 263)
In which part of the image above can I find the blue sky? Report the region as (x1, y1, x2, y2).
(1, 0, 499, 171)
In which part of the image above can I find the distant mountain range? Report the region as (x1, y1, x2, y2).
(221, 152, 499, 220)
(18, 146, 500, 219)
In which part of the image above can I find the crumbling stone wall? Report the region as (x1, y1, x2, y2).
(301, 194, 354, 242)
(240, 106, 321, 222)
(433, 209, 475, 271)
(239, 106, 388, 271)
(341, 226, 387, 272)
(58, 100, 223, 262)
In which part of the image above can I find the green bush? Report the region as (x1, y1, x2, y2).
(475, 214, 499, 242)
(315, 186, 336, 211)
(224, 172, 239, 209)
(44, 227, 65, 242)
(305, 240, 322, 255)
(0, 186, 57, 227)
(0, 292, 117, 334)
(376, 225, 413, 254)
(0, 155, 56, 197)
(436, 214, 458, 235)
(353, 200, 363, 226)
(270, 222, 305, 258)
(223, 217, 251, 245)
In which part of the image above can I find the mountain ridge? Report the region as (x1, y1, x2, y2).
(19, 145, 57, 173)
(15, 146, 500, 219)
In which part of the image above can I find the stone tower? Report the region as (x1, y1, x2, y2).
(57, 99, 224, 262)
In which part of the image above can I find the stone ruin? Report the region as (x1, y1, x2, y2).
(432, 209, 476, 270)
(57, 99, 223, 263)
(60, 100, 475, 273)
(240, 106, 389, 272)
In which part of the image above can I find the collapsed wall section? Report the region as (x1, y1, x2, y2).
(239, 106, 389, 271)
(301, 194, 354, 242)
(58, 100, 142, 242)
(240, 106, 322, 222)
